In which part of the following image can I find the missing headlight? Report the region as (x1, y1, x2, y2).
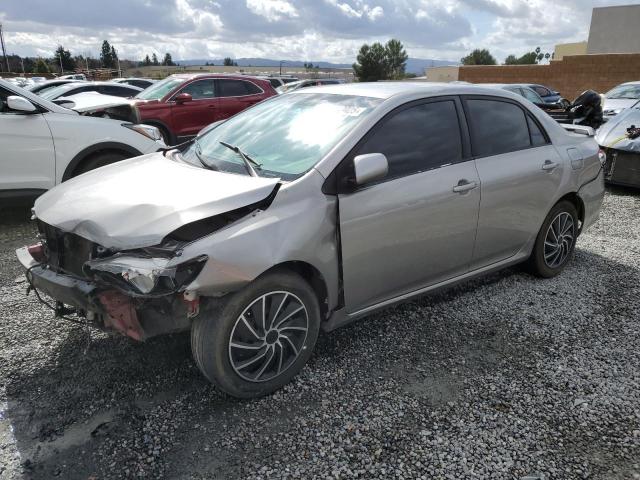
(84, 254, 207, 296)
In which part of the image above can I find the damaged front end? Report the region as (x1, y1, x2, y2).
(18, 221, 207, 341)
(596, 108, 640, 188)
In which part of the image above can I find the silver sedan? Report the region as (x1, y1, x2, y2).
(17, 82, 605, 398)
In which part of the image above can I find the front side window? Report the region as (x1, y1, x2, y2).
(178, 80, 215, 100)
(354, 100, 463, 181)
(466, 99, 532, 157)
(181, 93, 380, 179)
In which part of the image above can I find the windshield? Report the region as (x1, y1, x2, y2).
(182, 93, 381, 180)
(605, 84, 640, 100)
(135, 76, 184, 100)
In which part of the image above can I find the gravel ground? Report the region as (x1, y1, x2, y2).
(0, 187, 639, 480)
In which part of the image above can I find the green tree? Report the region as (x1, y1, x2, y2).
(34, 58, 50, 73)
(162, 53, 174, 66)
(461, 49, 497, 65)
(353, 42, 389, 81)
(504, 51, 537, 65)
(143, 54, 151, 66)
(504, 54, 518, 65)
(54, 45, 75, 72)
(223, 57, 237, 66)
(152, 53, 159, 66)
(385, 39, 408, 79)
(100, 40, 114, 68)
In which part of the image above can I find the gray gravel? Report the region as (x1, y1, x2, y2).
(1, 187, 639, 480)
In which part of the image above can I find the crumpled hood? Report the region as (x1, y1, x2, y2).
(34, 153, 280, 249)
(596, 107, 640, 153)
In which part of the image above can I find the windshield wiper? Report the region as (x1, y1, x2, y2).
(219, 141, 261, 177)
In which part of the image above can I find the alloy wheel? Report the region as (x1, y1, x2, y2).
(228, 291, 309, 383)
(543, 212, 575, 268)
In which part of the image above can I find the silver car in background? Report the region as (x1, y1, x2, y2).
(17, 83, 605, 398)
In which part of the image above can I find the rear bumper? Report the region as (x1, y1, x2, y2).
(578, 167, 605, 232)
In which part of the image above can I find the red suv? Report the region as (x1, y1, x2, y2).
(133, 74, 277, 144)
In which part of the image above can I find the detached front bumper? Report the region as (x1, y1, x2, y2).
(17, 246, 97, 311)
(16, 245, 197, 341)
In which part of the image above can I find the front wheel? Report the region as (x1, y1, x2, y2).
(527, 200, 579, 278)
(191, 271, 321, 399)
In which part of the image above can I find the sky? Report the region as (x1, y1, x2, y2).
(1, 0, 639, 63)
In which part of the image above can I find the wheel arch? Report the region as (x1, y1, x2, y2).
(140, 119, 174, 145)
(62, 142, 143, 181)
(259, 261, 330, 320)
(557, 192, 585, 231)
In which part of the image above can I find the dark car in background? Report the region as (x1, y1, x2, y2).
(112, 77, 156, 89)
(133, 74, 277, 144)
(525, 84, 567, 106)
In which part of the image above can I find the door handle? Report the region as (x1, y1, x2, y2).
(542, 160, 559, 171)
(452, 180, 478, 193)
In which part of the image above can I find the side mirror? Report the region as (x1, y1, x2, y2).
(7, 95, 37, 113)
(353, 153, 388, 186)
(174, 93, 193, 103)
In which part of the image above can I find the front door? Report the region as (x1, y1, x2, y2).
(170, 79, 218, 138)
(462, 97, 566, 269)
(0, 86, 55, 193)
(337, 98, 481, 312)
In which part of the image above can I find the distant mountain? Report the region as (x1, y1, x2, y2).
(176, 57, 458, 75)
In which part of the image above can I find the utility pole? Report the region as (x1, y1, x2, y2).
(0, 23, 10, 73)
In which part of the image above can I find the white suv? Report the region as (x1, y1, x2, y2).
(0, 79, 165, 203)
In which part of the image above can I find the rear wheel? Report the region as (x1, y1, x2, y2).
(191, 271, 321, 399)
(74, 151, 127, 177)
(527, 200, 578, 278)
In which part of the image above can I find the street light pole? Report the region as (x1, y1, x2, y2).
(279, 60, 285, 76)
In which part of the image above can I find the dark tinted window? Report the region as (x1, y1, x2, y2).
(533, 86, 550, 97)
(320, 80, 340, 85)
(268, 78, 281, 88)
(355, 100, 463, 180)
(179, 80, 215, 99)
(466, 99, 531, 157)
(101, 85, 137, 97)
(0, 87, 11, 113)
(527, 115, 548, 146)
(217, 79, 261, 97)
(129, 80, 152, 89)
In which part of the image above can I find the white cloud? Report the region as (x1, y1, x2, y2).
(1, 0, 639, 64)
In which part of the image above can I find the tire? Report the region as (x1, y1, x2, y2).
(74, 151, 127, 177)
(527, 200, 579, 278)
(191, 271, 321, 399)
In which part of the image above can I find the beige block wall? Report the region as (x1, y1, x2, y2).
(554, 42, 588, 61)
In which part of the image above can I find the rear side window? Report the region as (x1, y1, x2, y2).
(527, 115, 548, 147)
(355, 100, 463, 180)
(101, 85, 135, 97)
(465, 99, 531, 157)
(533, 86, 550, 97)
(217, 79, 261, 97)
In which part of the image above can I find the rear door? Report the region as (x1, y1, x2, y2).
(170, 79, 218, 138)
(215, 79, 266, 120)
(0, 86, 55, 192)
(337, 97, 481, 311)
(463, 96, 565, 269)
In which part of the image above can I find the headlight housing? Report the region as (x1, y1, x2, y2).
(84, 254, 207, 296)
(123, 123, 163, 142)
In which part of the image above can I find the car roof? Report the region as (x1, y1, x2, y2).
(168, 73, 265, 81)
(299, 81, 526, 100)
